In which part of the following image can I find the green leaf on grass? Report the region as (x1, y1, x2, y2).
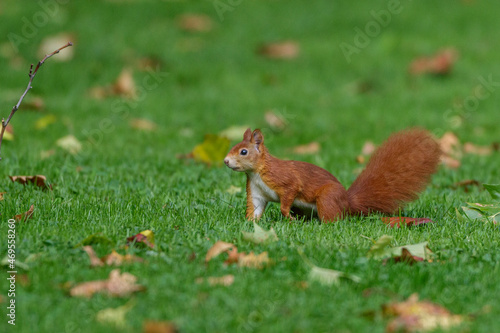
(298, 248, 361, 286)
(242, 222, 278, 244)
(75, 233, 114, 248)
(483, 184, 500, 201)
(367, 236, 432, 261)
(192, 134, 230, 166)
(366, 235, 394, 259)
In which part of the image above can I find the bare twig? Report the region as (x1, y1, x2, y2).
(0, 42, 73, 160)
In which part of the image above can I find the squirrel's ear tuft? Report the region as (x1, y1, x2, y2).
(243, 128, 252, 141)
(252, 129, 264, 145)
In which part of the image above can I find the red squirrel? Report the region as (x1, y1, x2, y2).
(224, 128, 441, 222)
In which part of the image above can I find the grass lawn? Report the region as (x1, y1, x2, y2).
(1, 0, 500, 332)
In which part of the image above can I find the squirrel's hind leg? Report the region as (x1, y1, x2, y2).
(316, 184, 349, 222)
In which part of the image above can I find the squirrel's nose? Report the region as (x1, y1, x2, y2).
(224, 158, 229, 166)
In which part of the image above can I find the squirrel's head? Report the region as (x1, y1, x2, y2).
(224, 128, 265, 172)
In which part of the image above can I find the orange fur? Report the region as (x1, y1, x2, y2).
(224, 128, 441, 222)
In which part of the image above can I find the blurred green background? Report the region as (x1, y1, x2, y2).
(1, 1, 499, 332)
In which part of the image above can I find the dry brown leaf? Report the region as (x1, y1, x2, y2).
(196, 274, 235, 287)
(9, 175, 50, 189)
(205, 241, 272, 269)
(69, 269, 145, 298)
(112, 69, 136, 98)
(293, 142, 320, 155)
(102, 251, 144, 266)
(0, 192, 5, 200)
(439, 132, 462, 169)
(409, 48, 458, 76)
(177, 14, 213, 32)
(89, 68, 136, 99)
(205, 241, 236, 262)
(264, 111, 287, 131)
(83, 246, 104, 267)
(463, 142, 493, 156)
(258, 41, 300, 59)
(384, 293, 464, 332)
(14, 204, 34, 222)
(238, 251, 271, 269)
(143, 321, 179, 333)
(130, 118, 158, 132)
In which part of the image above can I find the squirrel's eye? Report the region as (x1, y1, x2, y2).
(240, 149, 248, 156)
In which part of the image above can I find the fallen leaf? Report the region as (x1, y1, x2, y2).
(264, 111, 288, 131)
(38, 33, 75, 62)
(366, 235, 394, 260)
(56, 135, 82, 155)
(82, 246, 104, 267)
(112, 68, 136, 98)
(225, 185, 242, 195)
(13, 204, 34, 222)
(292, 142, 320, 155)
(383, 294, 464, 332)
(258, 41, 300, 59)
(0, 192, 5, 200)
(75, 233, 114, 247)
(439, 132, 461, 169)
(463, 142, 493, 156)
(70, 269, 145, 298)
(205, 241, 272, 269)
(177, 14, 213, 32)
(242, 222, 278, 244)
(451, 179, 481, 192)
(367, 235, 433, 262)
(409, 48, 458, 76)
(220, 125, 251, 141)
(83, 246, 143, 267)
(35, 114, 57, 130)
(205, 241, 235, 262)
(9, 175, 49, 189)
(130, 118, 158, 131)
(391, 248, 424, 265)
(238, 251, 271, 269)
(381, 217, 435, 228)
(3, 124, 14, 141)
(102, 250, 144, 266)
(89, 68, 136, 99)
(298, 248, 360, 286)
(483, 184, 500, 201)
(96, 301, 135, 329)
(189, 134, 230, 166)
(127, 230, 155, 249)
(195, 274, 234, 286)
(143, 320, 179, 333)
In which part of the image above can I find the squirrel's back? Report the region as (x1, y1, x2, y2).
(347, 129, 441, 215)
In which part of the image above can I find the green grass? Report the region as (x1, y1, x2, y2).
(1, 0, 500, 332)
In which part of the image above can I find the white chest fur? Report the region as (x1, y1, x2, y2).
(248, 173, 279, 203)
(247, 173, 317, 218)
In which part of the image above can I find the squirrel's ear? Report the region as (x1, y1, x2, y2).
(243, 128, 252, 141)
(252, 129, 264, 145)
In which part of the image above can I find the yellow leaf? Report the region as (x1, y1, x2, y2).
(192, 134, 230, 166)
(35, 114, 57, 130)
(225, 185, 242, 195)
(96, 301, 135, 329)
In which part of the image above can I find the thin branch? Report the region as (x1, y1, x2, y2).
(0, 42, 73, 160)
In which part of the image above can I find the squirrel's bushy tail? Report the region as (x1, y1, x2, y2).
(347, 129, 441, 215)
